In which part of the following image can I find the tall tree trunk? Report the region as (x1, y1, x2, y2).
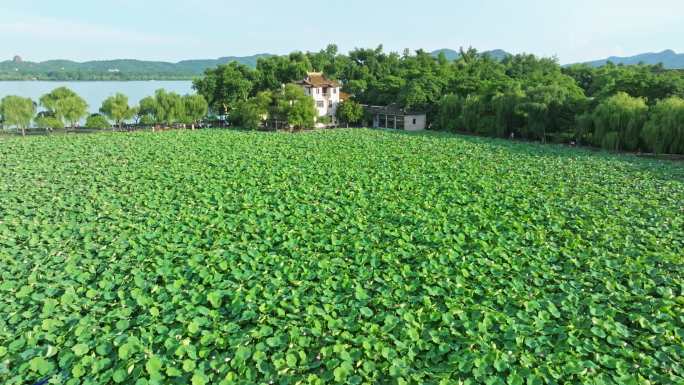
(22, 127, 26, 136)
(191, 123, 195, 130)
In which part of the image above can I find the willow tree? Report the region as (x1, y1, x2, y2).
(592, 92, 648, 151)
(435, 94, 464, 131)
(40, 87, 88, 129)
(517, 85, 571, 142)
(0, 96, 36, 136)
(642, 97, 684, 154)
(154, 89, 185, 127)
(137, 96, 158, 126)
(100, 93, 136, 131)
(492, 87, 525, 138)
(182, 94, 209, 130)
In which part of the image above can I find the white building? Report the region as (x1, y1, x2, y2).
(296, 72, 341, 126)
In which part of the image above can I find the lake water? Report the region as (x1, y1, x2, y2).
(0, 81, 194, 113)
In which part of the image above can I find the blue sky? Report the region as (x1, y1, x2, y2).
(1, 0, 682, 64)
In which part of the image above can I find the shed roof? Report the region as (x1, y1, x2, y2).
(363, 103, 425, 116)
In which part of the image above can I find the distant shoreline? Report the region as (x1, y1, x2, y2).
(0, 79, 195, 82)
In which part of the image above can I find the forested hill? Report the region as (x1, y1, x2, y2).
(578, 49, 684, 69)
(0, 54, 273, 81)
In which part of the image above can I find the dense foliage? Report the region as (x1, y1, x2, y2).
(1, 129, 682, 385)
(193, 45, 684, 153)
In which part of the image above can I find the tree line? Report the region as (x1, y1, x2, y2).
(2, 44, 684, 154)
(0, 88, 208, 135)
(194, 44, 684, 154)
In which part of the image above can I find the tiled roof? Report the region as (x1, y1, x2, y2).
(297, 72, 341, 88)
(340, 92, 351, 101)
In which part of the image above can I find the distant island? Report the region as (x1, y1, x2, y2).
(2, 49, 683, 81)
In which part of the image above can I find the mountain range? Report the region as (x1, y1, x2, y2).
(2, 49, 683, 81)
(0, 54, 273, 80)
(574, 49, 684, 68)
(430, 48, 684, 69)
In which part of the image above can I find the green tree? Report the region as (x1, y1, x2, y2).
(0, 95, 36, 136)
(587, 63, 684, 102)
(233, 91, 273, 130)
(193, 62, 256, 115)
(275, 84, 316, 130)
(256, 54, 311, 91)
(642, 97, 684, 154)
(335, 100, 364, 127)
(592, 92, 648, 151)
(39, 87, 88, 129)
(100, 93, 136, 130)
(182, 94, 209, 129)
(85, 114, 111, 130)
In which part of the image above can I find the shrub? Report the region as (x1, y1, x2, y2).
(85, 114, 111, 130)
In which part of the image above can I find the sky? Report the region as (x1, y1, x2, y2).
(1, 0, 682, 64)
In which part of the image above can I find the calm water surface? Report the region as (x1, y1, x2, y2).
(0, 81, 194, 113)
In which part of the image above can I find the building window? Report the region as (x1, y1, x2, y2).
(413, 118, 417, 125)
(316, 88, 320, 94)
(316, 101, 324, 108)
(333, 88, 337, 94)
(329, 100, 333, 108)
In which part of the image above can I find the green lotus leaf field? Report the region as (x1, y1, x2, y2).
(0, 129, 682, 385)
